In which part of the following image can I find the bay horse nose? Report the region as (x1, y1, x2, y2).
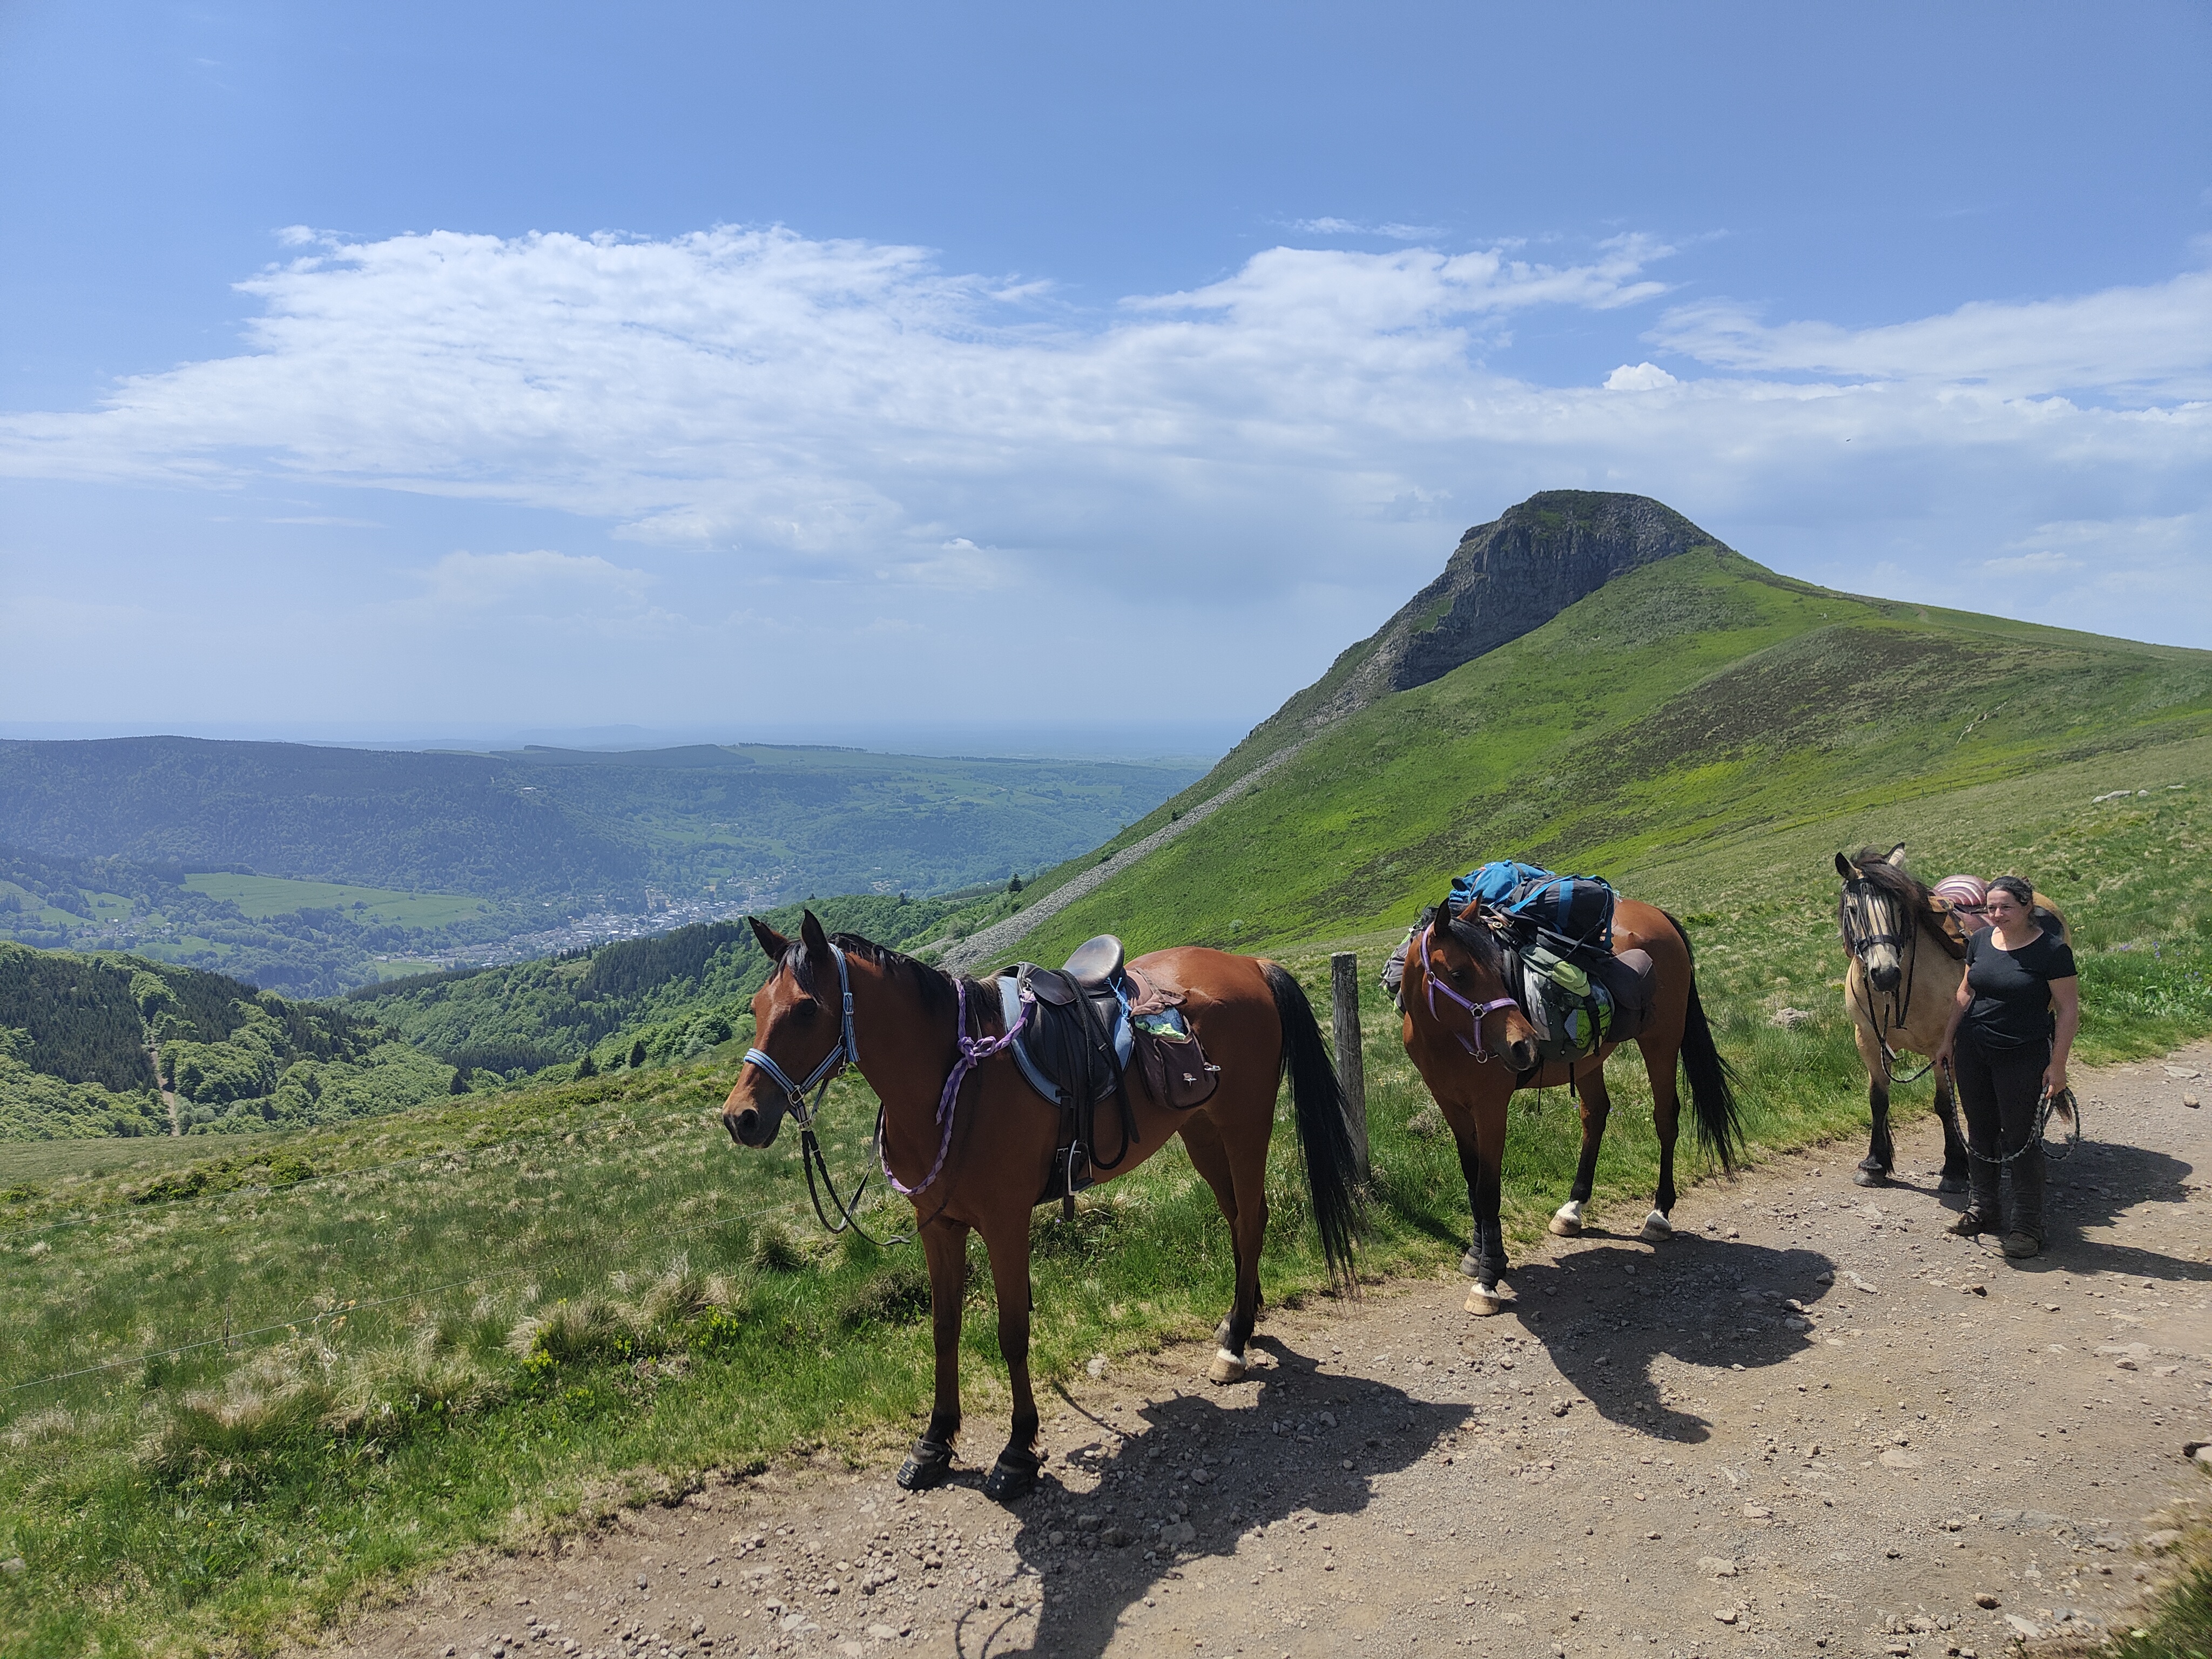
(726, 1105, 762, 1145)
(1507, 1035, 1539, 1073)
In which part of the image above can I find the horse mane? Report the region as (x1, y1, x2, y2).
(1837, 848, 1963, 957)
(813, 932, 1003, 1035)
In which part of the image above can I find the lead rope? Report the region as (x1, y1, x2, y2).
(1961, 1083, 2082, 1166)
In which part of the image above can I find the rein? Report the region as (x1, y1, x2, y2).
(1418, 923, 1521, 1061)
(739, 943, 1020, 1246)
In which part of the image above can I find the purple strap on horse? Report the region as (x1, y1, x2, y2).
(1418, 923, 1520, 1060)
(882, 976, 1030, 1198)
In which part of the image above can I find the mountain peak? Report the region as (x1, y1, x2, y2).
(1291, 490, 1724, 738)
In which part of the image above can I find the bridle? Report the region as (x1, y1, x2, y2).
(1417, 922, 1521, 1062)
(1839, 878, 1932, 1085)
(739, 942, 1026, 1245)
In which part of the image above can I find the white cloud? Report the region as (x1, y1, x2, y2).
(1604, 361, 1678, 392)
(407, 548, 673, 631)
(0, 224, 2206, 657)
(1979, 549, 2082, 575)
(1653, 270, 2212, 400)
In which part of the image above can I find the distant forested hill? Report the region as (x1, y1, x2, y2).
(0, 943, 454, 1139)
(347, 892, 954, 1078)
(0, 738, 1204, 903)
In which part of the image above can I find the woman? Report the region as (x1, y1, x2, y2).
(1934, 875, 2080, 1259)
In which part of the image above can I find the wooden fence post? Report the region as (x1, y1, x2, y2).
(1329, 951, 1370, 1180)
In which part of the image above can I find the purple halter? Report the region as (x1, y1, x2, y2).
(882, 976, 1029, 1198)
(1418, 922, 1520, 1061)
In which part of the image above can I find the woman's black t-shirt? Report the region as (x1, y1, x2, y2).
(1963, 926, 2078, 1050)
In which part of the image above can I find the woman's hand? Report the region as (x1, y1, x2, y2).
(2043, 1058, 2069, 1098)
(1934, 1039, 1955, 1077)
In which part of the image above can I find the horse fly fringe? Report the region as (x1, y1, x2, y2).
(1261, 961, 1366, 1292)
(1663, 912, 1744, 1174)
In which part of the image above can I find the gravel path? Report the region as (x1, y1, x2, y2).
(940, 742, 1307, 972)
(325, 1042, 2212, 1659)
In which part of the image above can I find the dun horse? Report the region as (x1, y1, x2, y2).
(1833, 846, 1971, 1190)
(722, 911, 1362, 1500)
(1397, 892, 1741, 1313)
(1832, 844, 2063, 1191)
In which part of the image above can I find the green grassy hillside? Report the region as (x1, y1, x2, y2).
(1007, 547, 2212, 962)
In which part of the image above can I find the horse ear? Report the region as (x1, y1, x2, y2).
(748, 915, 791, 959)
(1886, 843, 1908, 867)
(1833, 851, 1856, 880)
(799, 908, 833, 966)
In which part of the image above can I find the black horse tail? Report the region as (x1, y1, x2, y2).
(1664, 912, 1744, 1174)
(1262, 961, 1365, 1292)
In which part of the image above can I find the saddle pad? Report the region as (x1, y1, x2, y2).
(997, 975, 1134, 1107)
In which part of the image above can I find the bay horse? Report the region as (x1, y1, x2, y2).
(1398, 892, 1741, 1314)
(721, 910, 1363, 1501)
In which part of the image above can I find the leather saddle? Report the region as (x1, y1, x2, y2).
(996, 935, 1139, 1215)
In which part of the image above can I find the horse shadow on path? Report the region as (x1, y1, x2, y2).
(938, 1244, 1833, 1656)
(932, 1336, 1461, 1659)
(1488, 1238, 1835, 1441)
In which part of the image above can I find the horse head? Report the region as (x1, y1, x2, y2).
(1421, 893, 1540, 1071)
(1833, 847, 1919, 993)
(722, 909, 842, 1147)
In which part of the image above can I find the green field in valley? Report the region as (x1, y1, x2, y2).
(181, 874, 486, 929)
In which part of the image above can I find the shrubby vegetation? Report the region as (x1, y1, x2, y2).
(0, 942, 455, 1139)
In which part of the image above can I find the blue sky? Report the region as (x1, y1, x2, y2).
(3, 2, 2208, 751)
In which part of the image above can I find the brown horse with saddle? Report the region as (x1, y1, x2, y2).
(721, 911, 1361, 1501)
(1394, 880, 1742, 1313)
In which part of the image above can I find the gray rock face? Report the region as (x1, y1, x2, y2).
(1294, 490, 1721, 734)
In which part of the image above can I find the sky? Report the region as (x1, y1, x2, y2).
(2, 1, 2208, 755)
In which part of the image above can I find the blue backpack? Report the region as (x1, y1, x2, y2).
(1451, 860, 1616, 953)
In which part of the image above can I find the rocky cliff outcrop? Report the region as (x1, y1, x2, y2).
(1276, 490, 1725, 739)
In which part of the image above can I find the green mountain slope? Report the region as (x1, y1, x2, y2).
(1010, 543, 2212, 962)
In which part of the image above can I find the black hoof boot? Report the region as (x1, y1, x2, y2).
(896, 1438, 954, 1491)
(1459, 1248, 1482, 1279)
(982, 1448, 1041, 1502)
(1938, 1174, 1970, 1195)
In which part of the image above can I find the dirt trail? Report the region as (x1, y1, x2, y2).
(325, 1043, 2212, 1659)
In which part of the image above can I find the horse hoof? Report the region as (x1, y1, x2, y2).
(1640, 1209, 1673, 1242)
(1549, 1202, 1584, 1237)
(1208, 1348, 1249, 1386)
(1938, 1175, 1969, 1195)
(1459, 1249, 1483, 1279)
(896, 1440, 954, 1491)
(982, 1451, 1040, 1502)
(1465, 1285, 1513, 1317)
(1852, 1168, 1887, 1189)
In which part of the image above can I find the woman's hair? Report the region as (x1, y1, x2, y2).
(1987, 874, 2034, 907)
